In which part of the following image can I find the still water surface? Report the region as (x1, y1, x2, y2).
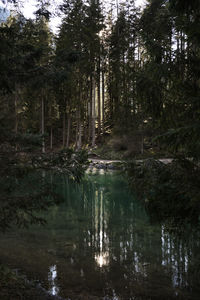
(0, 169, 200, 299)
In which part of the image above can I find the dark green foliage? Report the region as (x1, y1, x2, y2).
(107, 7, 140, 131)
(136, 0, 200, 159)
(126, 158, 200, 232)
(31, 149, 89, 181)
(155, 125, 200, 159)
(0, 132, 43, 151)
(0, 171, 58, 232)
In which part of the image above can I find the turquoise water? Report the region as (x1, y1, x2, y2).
(0, 169, 200, 299)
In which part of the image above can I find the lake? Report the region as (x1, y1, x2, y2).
(0, 169, 199, 299)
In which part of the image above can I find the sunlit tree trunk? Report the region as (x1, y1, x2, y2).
(97, 56, 101, 136)
(92, 75, 96, 147)
(102, 66, 105, 134)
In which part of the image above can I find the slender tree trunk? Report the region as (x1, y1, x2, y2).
(75, 111, 79, 148)
(102, 66, 105, 134)
(180, 30, 183, 53)
(77, 85, 83, 149)
(138, 38, 140, 66)
(141, 133, 144, 155)
(97, 56, 101, 136)
(177, 31, 180, 53)
(14, 91, 18, 134)
(116, 0, 119, 16)
(77, 121, 82, 150)
(83, 94, 87, 145)
(89, 74, 93, 144)
(66, 115, 71, 148)
(84, 94, 89, 145)
(62, 111, 66, 148)
(14, 87, 19, 151)
(169, 30, 172, 63)
(92, 75, 96, 147)
(41, 92, 45, 153)
(50, 127, 53, 150)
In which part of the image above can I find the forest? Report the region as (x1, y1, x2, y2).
(1, 0, 200, 299)
(1, 0, 200, 159)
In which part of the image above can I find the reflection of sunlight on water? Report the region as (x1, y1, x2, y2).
(99, 169, 105, 175)
(48, 265, 59, 296)
(95, 251, 109, 267)
(85, 172, 193, 295)
(94, 189, 110, 268)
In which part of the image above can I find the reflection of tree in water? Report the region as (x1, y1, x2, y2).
(94, 188, 110, 268)
(48, 265, 59, 296)
(59, 171, 200, 299)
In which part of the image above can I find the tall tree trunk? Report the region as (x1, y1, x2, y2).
(102, 66, 105, 134)
(138, 38, 140, 66)
(116, 0, 119, 16)
(92, 75, 96, 147)
(180, 30, 183, 53)
(50, 127, 53, 150)
(75, 111, 79, 148)
(66, 115, 71, 148)
(177, 31, 180, 53)
(77, 88, 83, 150)
(14, 87, 19, 151)
(141, 133, 144, 155)
(89, 74, 93, 144)
(62, 111, 66, 148)
(77, 121, 82, 150)
(169, 30, 172, 63)
(14, 91, 18, 134)
(97, 56, 101, 136)
(41, 92, 45, 153)
(83, 94, 88, 145)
